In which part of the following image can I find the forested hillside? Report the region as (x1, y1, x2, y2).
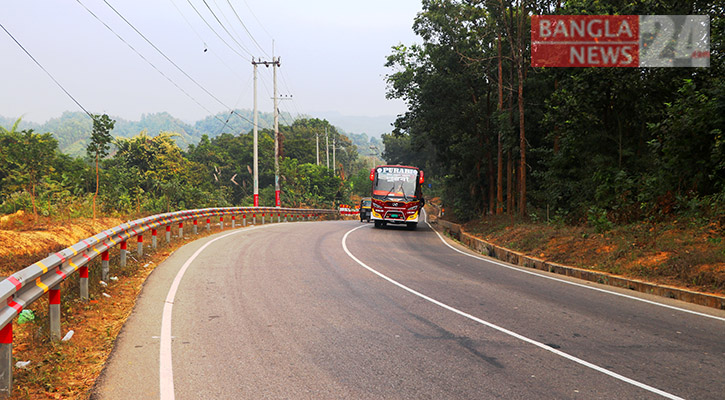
(0, 114, 374, 219)
(0, 109, 294, 157)
(384, 0, 723, 226)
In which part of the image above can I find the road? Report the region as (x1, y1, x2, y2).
(92, 218, 725, 399)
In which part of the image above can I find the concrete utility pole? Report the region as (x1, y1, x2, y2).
(251, 59, 260, 206)
(273, 56, 280, 207)
(325, 127, 329, 169)
(332, 135, 336, 175)
(252, 57, 281, 207)
(316, 132, 319, 166)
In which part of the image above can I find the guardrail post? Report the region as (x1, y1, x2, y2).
(206, 218, 211, 232)
(137, 235, 144, 257)
(80, 265, 89, 300)
(0, 323, 13, 396)
(231, 215, 236, 228)
(253, 213, 256, 225)
(101, 250, 110, 281)
(165, 225, 171, 243)
(243, 214, 247, 227)
(152, 229, 158, 250)
(220, 216, 224, 230)
(262, 213, 265, 225)
(277, 213, 281, 223)
(284, 213, 288, 222)
(49, 285, 61, 341)
(179, 222, 184, 237)
(120, 241, 127, 267)
(193, 219, 198, 235)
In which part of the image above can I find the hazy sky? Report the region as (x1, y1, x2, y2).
(1, 1, 422, 124)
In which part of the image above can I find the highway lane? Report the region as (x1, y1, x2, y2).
(92, 219, 725, 399)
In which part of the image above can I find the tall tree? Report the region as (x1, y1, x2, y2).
(86, 114, 115, 219)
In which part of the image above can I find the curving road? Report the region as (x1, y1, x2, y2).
(92, 217, 725, 399)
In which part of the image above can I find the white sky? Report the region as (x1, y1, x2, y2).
(0, 0, 422, 124)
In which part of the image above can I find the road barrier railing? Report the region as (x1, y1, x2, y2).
(0, 206, 337, 396)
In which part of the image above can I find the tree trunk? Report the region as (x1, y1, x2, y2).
(496, 34, 504, 214)
(507, 150, 513, 215)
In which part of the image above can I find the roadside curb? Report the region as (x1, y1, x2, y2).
(429, 216, 725, 310)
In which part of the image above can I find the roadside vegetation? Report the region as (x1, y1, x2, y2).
(385, 1, 724, 294)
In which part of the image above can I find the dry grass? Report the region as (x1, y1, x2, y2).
(0, 214, 250, 399)
(464, 215, 725, 295)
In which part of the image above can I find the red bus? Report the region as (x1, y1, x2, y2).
(369, 165, 424, 230)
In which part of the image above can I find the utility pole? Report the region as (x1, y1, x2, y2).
(251, 59, 260, 206)
(252, 57, 281, 206)
(273, 56, 281, 207)
(325, 127, 329, 169)
(332, 135, 336, 176)
(316, 132, 319, 166)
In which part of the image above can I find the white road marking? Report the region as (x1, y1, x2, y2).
(159, 225, 268, 400)
(423, 212, 725, 323)
(342, 224, 684, 400)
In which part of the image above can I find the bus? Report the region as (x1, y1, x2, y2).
(369, 165, 424, 230)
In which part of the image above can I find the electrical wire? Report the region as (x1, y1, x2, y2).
(167, 0, 245, 81)
(199, 0, 255, 58)
(75, 0, 231, 124)
(225, 0, 269, 57)
(0, 21, 92, 118)
(182, 0, 253, 59)
(101, 0, 254, 125)
(241, 0, 274, 42)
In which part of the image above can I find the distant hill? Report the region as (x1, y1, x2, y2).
(0, 110, 293, 157)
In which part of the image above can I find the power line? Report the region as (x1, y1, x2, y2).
(101, 0, 253, 124)
(183, 0, 253, 59)
(0, 21, 92, 118)
(225, 0, 269, 57)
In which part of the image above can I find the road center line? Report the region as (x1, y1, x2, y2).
(341, 224, 683, 400)
(423, 213, 725, 323)
(159, 224, 269, 400)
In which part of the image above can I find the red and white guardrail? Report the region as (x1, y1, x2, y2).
(338, 204, 359, 215)
(0, 206, 336, 397)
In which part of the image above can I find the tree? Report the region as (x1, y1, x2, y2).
(3, 130, 58, 220)
(87, 114, 116, 219)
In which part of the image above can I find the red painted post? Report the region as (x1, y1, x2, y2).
(49, 285, 61, 341)
(80, 265, 89, 300)
(137, 234, 144, 257)
(165, 225, 171, 243)
(206, 218, 211, 231)
(231, 215, 236, 228)
(179, 222, 184, 237)
(120, 240, 127, 267)
(0, 322, 13, 395)
(220, 216, 225, 230)
(253, 213, 256, 225)
(152, 228, 158, 249)
(243, 214, 247, 227)
(101, 250, 110, 281)
(193, 219, 198, 234)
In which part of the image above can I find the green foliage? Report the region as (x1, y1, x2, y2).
(86, 114, 115, 161)
(384, 0, 724, 224)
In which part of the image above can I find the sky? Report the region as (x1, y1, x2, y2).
(0, 1, 422, 125)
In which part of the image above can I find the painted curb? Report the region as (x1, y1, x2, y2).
(430, 216, 725, 310)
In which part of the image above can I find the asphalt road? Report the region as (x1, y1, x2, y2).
(92, 218, 725, 399)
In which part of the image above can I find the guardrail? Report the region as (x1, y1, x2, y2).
(0, 206, 337, 396)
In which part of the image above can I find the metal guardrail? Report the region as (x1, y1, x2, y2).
(0, 206, 336, 396)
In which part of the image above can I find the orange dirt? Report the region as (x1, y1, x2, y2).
(462, 215, 725, 295)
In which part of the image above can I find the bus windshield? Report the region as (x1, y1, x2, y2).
(373, 167, 419, 200)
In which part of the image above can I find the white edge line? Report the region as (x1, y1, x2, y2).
(424, 213, 725, 323)
(159, 224, 268, 400)
(342, 224, 684, 400)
